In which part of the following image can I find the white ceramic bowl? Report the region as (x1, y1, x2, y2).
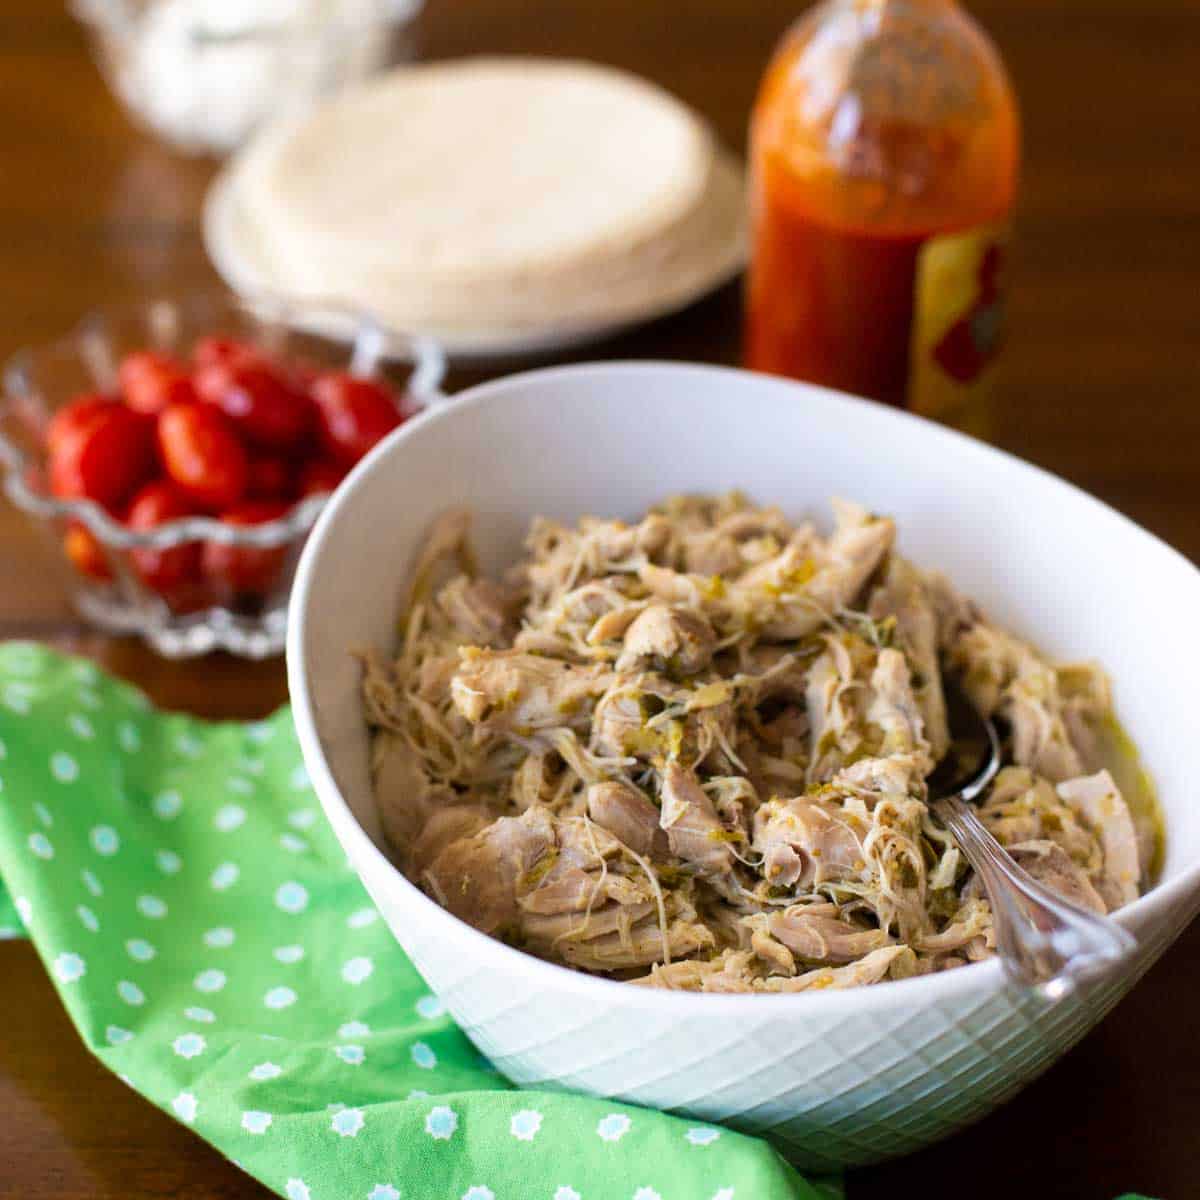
(287, 362, 1200, 1170)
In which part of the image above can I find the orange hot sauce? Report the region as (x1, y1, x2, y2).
(745, 0, 1020, 427)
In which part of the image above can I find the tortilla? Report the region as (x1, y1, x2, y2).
(222, 57, 744, 335)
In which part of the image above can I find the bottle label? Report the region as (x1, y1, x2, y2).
(908, 222, 1008, 427)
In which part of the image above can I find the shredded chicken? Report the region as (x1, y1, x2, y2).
(361, 496, 1157, 993)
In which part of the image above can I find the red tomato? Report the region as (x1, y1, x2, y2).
(192, 335, 260, 371)
(289, 359, 322, 390)
(157, 402, 248, 510)
(50, 405, 154, 509)
(310, 372, 407, 466)
(125, 480, 203, 595)
(297, 457, 346, 497)
(45, 394, 114, 457)
(63, 522, 111, 581)
(201, 500, 291, 597)
(192, 359, 234, 406)
(161, 579, 213, 615)
(118, 350, 196, 415)
(247, 453, 292, 499)
(197, 360, 313, 449)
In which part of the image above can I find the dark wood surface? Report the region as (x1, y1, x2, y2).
(1, 1, 1197, 1196)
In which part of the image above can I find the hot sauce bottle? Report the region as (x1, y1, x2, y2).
(745, 0, 1019, 433)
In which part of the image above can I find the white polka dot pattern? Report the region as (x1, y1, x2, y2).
(0, 646, 797, 1200)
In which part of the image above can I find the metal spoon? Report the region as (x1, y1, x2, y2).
(929, 682, 1137, 1000)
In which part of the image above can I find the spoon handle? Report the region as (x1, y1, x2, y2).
(931, 793, 1137, 1000)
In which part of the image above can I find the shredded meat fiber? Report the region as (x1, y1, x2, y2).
(360, 495, 1151, 993)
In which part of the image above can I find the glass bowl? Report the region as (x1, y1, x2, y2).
(0, 292, 445, 659)
(71, 0, 423, 155)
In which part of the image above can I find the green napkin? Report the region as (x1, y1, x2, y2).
(0, 642, 835, 1200)
(0, 860, 20, 934)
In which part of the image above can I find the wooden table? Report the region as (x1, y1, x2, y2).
(1, 1, 1197, 1195)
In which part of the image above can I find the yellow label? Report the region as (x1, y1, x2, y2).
(909, 223, 1008, 434)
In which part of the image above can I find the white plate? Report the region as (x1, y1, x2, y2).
(202, 164, 747, 361)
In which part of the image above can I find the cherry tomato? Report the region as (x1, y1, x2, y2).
(63, 522, 111, 581)
(125, 480, 203, 595)
(192, 335, 260, 371)
(197, 360, 313, 449)
(50, 405, 154, 509)
(297, 457, 346, 497)
(201, 499, 291, 597)
(118, 350, 196, 415)
(157, 402, 248, 510)
(45, 394, 114, 457)
(289, 359, 322, 390)
(310, 372, 407, 466)
(161, 579, 213, 615)
(247, 453, 293, 499)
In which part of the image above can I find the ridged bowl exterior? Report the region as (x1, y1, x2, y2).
(371, 883, 1194, 1169)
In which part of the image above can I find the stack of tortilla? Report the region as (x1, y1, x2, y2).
(207, 57, 746, 353)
